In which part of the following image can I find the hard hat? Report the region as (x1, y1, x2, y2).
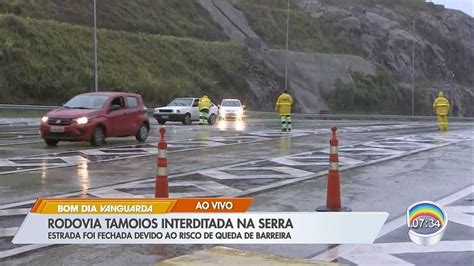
(438, 91, 444, 97)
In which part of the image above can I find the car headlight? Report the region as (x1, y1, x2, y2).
(41, 116, 49, 123)
(75, 117, 88, 125)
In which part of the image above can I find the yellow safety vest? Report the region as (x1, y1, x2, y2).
(433, 96, 449, 115)
(198, 96, 211, 110)
(275, 93, 293, 115)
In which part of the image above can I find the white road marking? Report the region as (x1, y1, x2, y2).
(1, 133, 470, 212)
(445, 206, 474, 228)
(0, 159, 16, 167)
(168, 140, 224, 148)
(0, 132, 471, 260)
(200, 167, 314, 180)
(340, 240, 474, 266)
(343, 252, 413, 266)
(89, 189, 142, 198)
(312, 185, 474, 263)
(370, 240, 474, 254)
(208, 135, 270, 142)
(0, 208, 30, 216)
(59, 156, 91, 165)
(0, 118, 39, 127)
(271, 154, 364, 166)
(0, 227, 18, 237)
(0, 244, 52, 260)
(365, 141, 430, 150)
(0, 124, 446, 175)
(338, 147, 405, 156)
(0, 200, 37, 211)
(190, 181, 242, 196)
(248, 129, 310, 137)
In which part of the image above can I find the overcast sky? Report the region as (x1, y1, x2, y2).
(429, 0, 473, 16)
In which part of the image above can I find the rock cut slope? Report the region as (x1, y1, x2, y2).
(200, 0, 377, 113)
(202, 0, 474, 116)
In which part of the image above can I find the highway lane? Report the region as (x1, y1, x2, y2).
(0, 120, 471, 205)
(0, 118, 472, 263)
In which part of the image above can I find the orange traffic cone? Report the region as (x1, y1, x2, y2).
(317, 126, 351, 212)
(155, 127, 169, 198)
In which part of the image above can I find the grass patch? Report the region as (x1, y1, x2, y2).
(231, 0, 360, 54)
(0, 0, 226, 40)
(0, 14, 257, 106)
(322, 67, 396, 114)
(321, 67, 432, 115)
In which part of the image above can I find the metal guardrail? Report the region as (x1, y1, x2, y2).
(0, 104, 60, 110)
(1, 104, 473, 121)
(246, 111, 474, 122)
(0, 104, 156, 114)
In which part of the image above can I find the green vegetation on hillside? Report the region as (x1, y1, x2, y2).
(322, 67, 391, 113)
(231, 0, 361, 55)
(0, 0, 225, 40)
(0, 14, 254, 106)
(322, 67, 431, 115)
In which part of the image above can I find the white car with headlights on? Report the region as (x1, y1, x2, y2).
(219, 99, 245, 121)
(153, 98, 219, 125)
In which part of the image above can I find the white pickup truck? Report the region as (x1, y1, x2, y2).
(153, 98, 219, 125)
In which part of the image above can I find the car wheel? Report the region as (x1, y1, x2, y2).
(157, 119, 166, 125)
(45, 139, 59, 147)
(208, 114, 217, 125)
(90, 126, 105, 146)
(182, 113, 192, 125)
(135, 123, 149, 143)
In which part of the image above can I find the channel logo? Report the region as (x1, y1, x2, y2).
(407, 201, 448, 246)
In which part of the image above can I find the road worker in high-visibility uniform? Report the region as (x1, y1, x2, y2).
(198, 95, 212, 125)
(433, 91, 450, 131)
(275, 90, 293, 132)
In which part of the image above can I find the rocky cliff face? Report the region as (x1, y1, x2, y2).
(200, 0, 378, 113)
(296, 0, 474, 116)
(200, 0, 473, 115)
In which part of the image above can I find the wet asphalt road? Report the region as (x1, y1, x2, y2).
(0, 118, 472, 265)
(0, 119, 441, 204)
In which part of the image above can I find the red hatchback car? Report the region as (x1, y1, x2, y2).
(40, 92, 150, 146)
